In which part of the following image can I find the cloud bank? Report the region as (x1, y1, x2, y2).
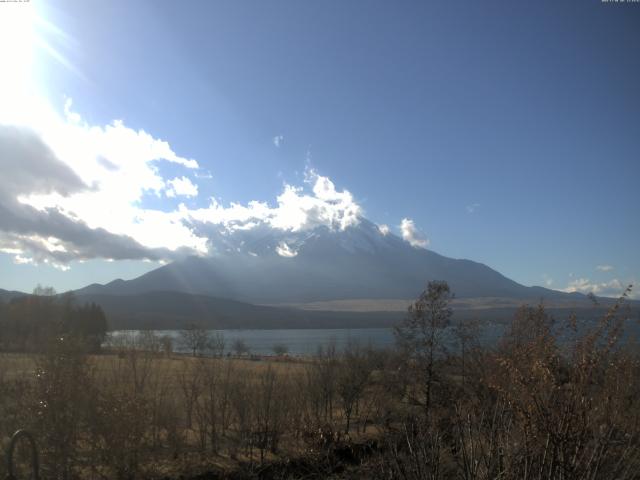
(0, 98, 373, 267)
(562, 277, 629, 297)
(184, 169, 362, 235)
(0, 124, 194, 267)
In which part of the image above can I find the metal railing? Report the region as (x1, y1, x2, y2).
(5, 430, 38, 480)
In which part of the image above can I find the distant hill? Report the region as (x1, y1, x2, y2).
(75, 290, 638, 331)
(0, 288, 26, 302)
(75, 291, 402, 330)
(3, 287, 635, 331)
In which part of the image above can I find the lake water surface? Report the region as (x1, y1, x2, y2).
(109, 315, 640, 356)
(109, 326, 505, 356)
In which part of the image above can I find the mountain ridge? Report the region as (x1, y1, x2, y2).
(0, 288, 27, 302)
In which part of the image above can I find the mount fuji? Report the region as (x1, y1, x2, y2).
(75, 218, 573, 306)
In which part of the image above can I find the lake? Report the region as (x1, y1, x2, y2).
(108, 325, 505, 356)
(108, 314, 640, 356)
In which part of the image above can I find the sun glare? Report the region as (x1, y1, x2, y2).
(0, 3, 39, 126)
(0, 2, 73, 127)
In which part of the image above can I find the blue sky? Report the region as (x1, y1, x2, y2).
(0, 0, 638, 297)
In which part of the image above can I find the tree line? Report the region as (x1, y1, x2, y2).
(0, 287, 108, 353)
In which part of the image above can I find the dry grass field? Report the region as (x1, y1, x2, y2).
(1, 345, 385, 479)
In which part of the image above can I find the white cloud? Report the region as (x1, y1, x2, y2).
(166, 176, 198, 198)
(378, 224, 390, 236)
(400, 218, 429, 249)
(273, 135, 284, 148)
(466, 203, 480, 214)
(596, 264, 614, 272)
(0, 95, 206, 266)
(311, 173, 346, 201)
(185, 168, 362, 234)
(0, 92, 366, 268)
(275, 241, 298, 258)
(542, 273, 553, 287)
(562, 277, 629, 297)
(194, 171, 213, 180)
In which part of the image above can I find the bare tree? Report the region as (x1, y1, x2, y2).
(32, 284, 57, 296)
(253, 367, 286, 463)
(453, 317, 480, 390)
(179, 323, 210, 356)
(311, 342, 339, 425)
(395, 280, 453, 416)
(206, 331, 226, 357)
(138, 330, 161, 354)
(272, 343, 289, 356)
(337, 342, 375, 434)
(232, 338, 250, 357)
(177, 360, 201, 430)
